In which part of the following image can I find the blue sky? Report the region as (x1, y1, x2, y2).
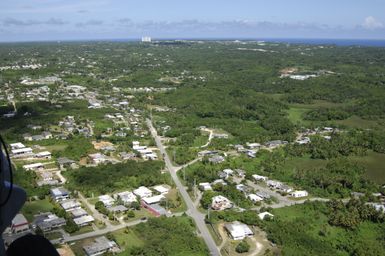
(0, 0, 384, 41)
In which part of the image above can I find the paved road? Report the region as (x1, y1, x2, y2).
(52, 219, 146, 244)
(77, 192, 112, 228)
(147, 119, 220, 256)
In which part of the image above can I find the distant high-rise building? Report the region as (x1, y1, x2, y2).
(141, 36, 152, 42)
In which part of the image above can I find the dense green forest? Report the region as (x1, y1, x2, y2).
(262, 201, 385, 256)
(65, 161, 166, 196)
(119, 217, 208, 256)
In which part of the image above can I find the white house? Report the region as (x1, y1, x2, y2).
(23, 163, 44, 171)
(73, 215, 94, 227)
(35, 151, 52, 159)
(224, 221, 254, 240)
(246, 142, 261, 149)
(133, 186, 152, 198)
(247, 194, 264, 203)
(99, 195, 115, 207)
(199, 182, 213, 191)
(11, 147, 33, 156)
(141, 195, 164, 205)
(10, 142, 25, 150)
(258, 212, 274, 220)
(115, 191, 137, 205)
(153, 185, 169, 195)
(252, 174, 268, 182)
(60, 200, 81, 211)
(290, 190, 309, 198)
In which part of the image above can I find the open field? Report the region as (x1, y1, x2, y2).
(350, 151, 385, 184)
(21, 198, 54, 221)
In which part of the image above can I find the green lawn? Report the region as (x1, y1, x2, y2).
(286, 107, 310, 124)
(22, 198, 54, 222)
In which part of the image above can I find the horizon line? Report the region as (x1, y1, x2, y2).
(1, 37, 385, 44)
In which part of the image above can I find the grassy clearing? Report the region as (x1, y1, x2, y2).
(70, 225, 94, 236)
(22, 198, 54, 221)
(114, 228, 144, 254)
(350, 151, 385, 184)
(335, 116, 384, 130)
(192, 134, 209, 147)
(286, 107, 310, 124)
(284, 156, 328, 171)
(165, 188, 187, 213)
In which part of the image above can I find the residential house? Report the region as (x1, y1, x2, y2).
(248, 194, 264, 203)
(33, 213, 66, 232)
(208, 155, 225, 164)
(252, 174, 268, 182)
(224, 221, 254, 240)
(115, 191, 137, 205)
(141, 195, 165, 205)
(199, 182, 213, 191)
(89, 153, 109, 165)
(290, 190, 309, 198)
(11, 214, 30, 234)
(10, 143, 25, 150)
(211, 195, 233, 211)
(258, 212, 274, 220)
(153, 185, 170, 195)
(57, 157, 76, 170)
(11, 147, 33, 157)
(68, 208, 88, 219)
(23, 163, 44, 171)
(246, 142, 261, 149)
(266, 180, 283, 189)
(109, 205, 128, 213)
(133, 186, 152, 198)
(35, 151, 51, 159)
(99, 195, 115, 208)
(74, 215, 94, 227)
(50, 187, 70, 201)
(212, 179, 227, 187)
(265, 140, 288, 149)
(60, 200, 81, 211)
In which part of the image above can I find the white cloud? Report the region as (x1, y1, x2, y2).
(362, 16, 384, 30)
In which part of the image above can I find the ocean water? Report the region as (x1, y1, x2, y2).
(260, 38, 385, 47)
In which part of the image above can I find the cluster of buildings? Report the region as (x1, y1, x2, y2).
(253, 174, 308, 198)
(22, 85, 51, 102)
(20, 76, 62, 85)
(132, 141, 158, 160)
(58, 116, 92, 138)
(96, 185, 171, 217)
(0, 63, 43, 71)
(50, 187, 95, 227)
